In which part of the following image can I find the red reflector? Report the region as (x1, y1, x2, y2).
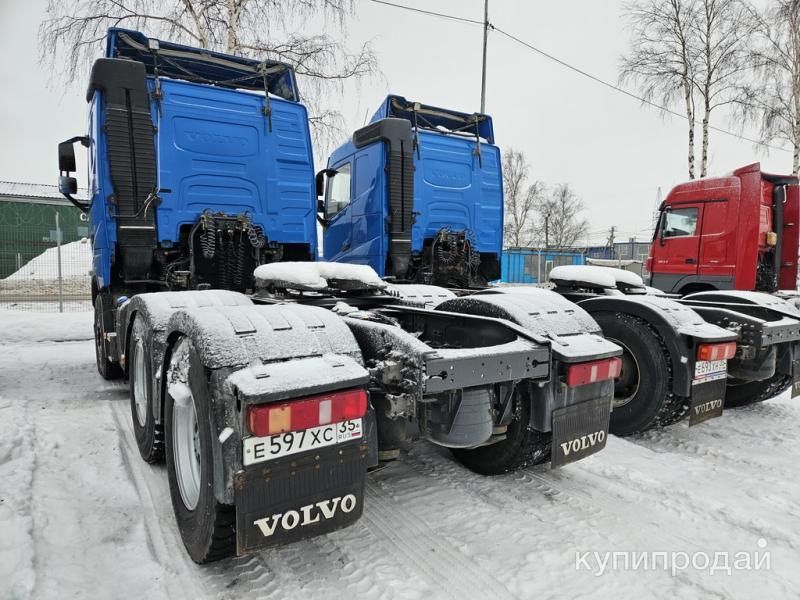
(697, 342, 736, 362)
(566, 357, 623, 387)
(247, 388, 368, 437)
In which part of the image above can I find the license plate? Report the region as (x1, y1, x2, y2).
(688, 378, 726, 426)
(693, 359, 727, 385)
(243, 419, 363, 467)
(551, 396, 612, 468)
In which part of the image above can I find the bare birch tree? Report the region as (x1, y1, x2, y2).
(38, 0, 378, 148)
(694, 0, 756, 176)
(502, 149, 544, 248)
(536, 184, 589, 249)
(738, 0, 800, 174)
(621, 0, 700, 179)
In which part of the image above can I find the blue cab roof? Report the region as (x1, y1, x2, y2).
(105, 28, 298, 101)
(370, 95, 494, 144)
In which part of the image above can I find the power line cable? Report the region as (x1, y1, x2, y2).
(490, 25, 791, 154)
(368, 0, 792, 154)
(368, 0, 483, 25)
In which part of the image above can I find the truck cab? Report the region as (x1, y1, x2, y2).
(648, 163, 799, 294)
(58, 28, 317, 300)
(317, 95, 503, 287)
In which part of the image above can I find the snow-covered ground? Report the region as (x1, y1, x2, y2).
(2, 309, 799, 600)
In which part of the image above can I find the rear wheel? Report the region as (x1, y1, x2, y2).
(593, 312, 679, 435)
(129, 314, 165, 463)
(451, 386, 551, 475)
(165, 337, 235, 563)
(725, 373, 793, 408)
(94, 292, 123, 380)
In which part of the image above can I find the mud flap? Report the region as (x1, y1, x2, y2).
(551, 396, 612, 468)
(234, 441, 367, 555)
(688, 378, 726, 426)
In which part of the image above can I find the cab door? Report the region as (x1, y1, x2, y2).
(322, 160, 353, 262)
(651, 204, 704, 276)
(698, 200, 734, 278)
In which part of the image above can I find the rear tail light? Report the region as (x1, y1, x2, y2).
(247, 388, 368, 437)
(566, 357, 622, 387)
(696, 342, 736, 362)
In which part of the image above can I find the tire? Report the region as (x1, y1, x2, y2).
(451, 386, 551, 475)
(94, 292, 123, 380)
(725, 373, 793, 408)
(165, 336, 236, 563)
(129, 314, 165, 463)
(593, 312, 679, 436)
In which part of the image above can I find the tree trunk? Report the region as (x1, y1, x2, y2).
(227, 0, 240, 54)
(683, 79, 696, 179)
(701, 108, 710, 178)
(793, 109, 800, 175)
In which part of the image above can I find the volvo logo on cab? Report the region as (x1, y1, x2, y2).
(253, 494, 358, 537)
(185, 130, 248, 147)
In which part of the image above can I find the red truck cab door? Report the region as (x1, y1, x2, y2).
(651, 204, 704, 284)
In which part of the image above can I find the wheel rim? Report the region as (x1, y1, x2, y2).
(132, 339, 148, 427)
(171, 364, 202, 511)
(94, 303, 104, 365)
(607, 337, 640, 408)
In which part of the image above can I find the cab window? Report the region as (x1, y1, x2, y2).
(325, 162, 352, 219)
(662, 207, 699, 238)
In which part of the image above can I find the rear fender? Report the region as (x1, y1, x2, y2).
(577, 295, 736, 397)
(116, 290, 254, 423)
(442, 289, 621, 362)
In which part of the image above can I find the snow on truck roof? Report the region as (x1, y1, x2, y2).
(549, 265, 645, 289)
(254, 262, 387, 291)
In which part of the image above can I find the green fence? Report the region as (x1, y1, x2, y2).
(0, 201, 92, 312)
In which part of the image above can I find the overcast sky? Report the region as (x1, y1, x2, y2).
(0, 0, 788, 244)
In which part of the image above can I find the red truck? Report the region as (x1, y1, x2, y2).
(648, 163, 800, 294)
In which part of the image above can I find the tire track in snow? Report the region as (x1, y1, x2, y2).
(112, 402, 210, 599)
(402, 442, 798, 597)
(361, 478, 517, 600)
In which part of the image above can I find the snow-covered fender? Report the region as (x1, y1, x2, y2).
(116, 290, 254, 424)
(684, 290, 800, 320)
(453, 287, 621, 362)
(576, 294, 737, 397)
(163, 303, 373, 504)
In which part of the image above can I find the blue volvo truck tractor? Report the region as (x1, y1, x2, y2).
(319, 97, 800, 439)
(58, 32, 629, 563)
(318, 95, 502, 288)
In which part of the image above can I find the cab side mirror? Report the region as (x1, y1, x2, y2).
(59, 176, 78, 195)
(57, 135, 90, 213)
(58, 140, 77, 173)
(658, 210, 669, 246)
(315, 168, 337, 198)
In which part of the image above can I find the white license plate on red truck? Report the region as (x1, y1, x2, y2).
(243, 419, 363, 466)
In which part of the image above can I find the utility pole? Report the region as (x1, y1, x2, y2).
(480, 0, 489, 113)
(607, 225, 616, 260)
(544, 215, 550, 249)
